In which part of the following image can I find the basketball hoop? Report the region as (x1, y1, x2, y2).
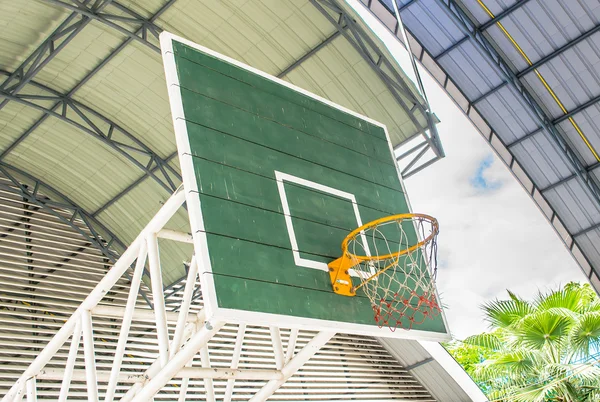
(328, 213, 441, 331)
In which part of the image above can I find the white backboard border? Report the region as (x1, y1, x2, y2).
(159, 31, 451, 341)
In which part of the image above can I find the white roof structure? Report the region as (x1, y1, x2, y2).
(362, 0, 600, 294)
(0, 0, 486, 400)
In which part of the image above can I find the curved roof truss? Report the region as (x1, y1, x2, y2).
(0, 0, 445, 286)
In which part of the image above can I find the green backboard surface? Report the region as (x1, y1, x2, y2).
(161, 32, 449, 340)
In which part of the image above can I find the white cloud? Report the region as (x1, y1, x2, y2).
(404, 72, 587, 338)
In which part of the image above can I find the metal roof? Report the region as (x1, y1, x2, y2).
(361, 0, 600, 294)
(0, 0, 485, 400)
(0, 0, 442, 286)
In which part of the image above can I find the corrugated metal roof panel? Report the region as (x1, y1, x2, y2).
(4, 118, 140, 212)
(509, 134, 573, 189)
(75, 42, 177, 158)
(557, 115, 600, 166)
(380, 338, 483, 402)
(437, 39, 504, 101)
(475, 86, 540, 141)
(522, 47, 600, 119)
(33, 22, 124, 93)
(545, 180, 600, 233)
(401, 0, 465, 56)
(575, 229, 600, 274)
(0, 98, 44, 147)
(0, 1, 67, 71)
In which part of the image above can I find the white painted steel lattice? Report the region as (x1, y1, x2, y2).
(1, 185, 436, 401)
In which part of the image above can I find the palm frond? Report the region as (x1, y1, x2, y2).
(569, 311, 600, 359)
(462, 333, 503, 351)
(514, 311, 571, 350)
(535, 288, 584, 313)
(484, 298, 534, 328)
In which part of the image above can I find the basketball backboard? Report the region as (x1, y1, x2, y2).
(160, 32, 450, 341)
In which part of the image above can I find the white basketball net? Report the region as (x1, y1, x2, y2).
(346, 215, 440, 331)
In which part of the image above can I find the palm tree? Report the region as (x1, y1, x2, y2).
(460, 282, 600, 401)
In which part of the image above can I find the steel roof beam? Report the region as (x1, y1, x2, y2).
(39, 0, 162, 52)
(0, 0, 114, 112)
(510, 92, 600, 148)
(540, 160, 600, 194)
(0, 0, 179, 200)
(277, 27, 347, 78)
(517, 23, 600, 79)
(377, 0, 419, 14)
(574, 221, 600, 238)
(437, 0, 600, 207)
(404, 357, 434, 371)
(554, 93, 600, 125)
(0, 77, 181, 196)
(478, 0, 533, 32)
(311, 0, 445, 166)
(93, 152, 178, 217)
(0, 162, 155, 305)
(0, 162, 124, 256)
(363, 0, 598, 290)
(434, 35, 469, 60)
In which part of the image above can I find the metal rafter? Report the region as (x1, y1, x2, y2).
(0, 71, 181, 196)
(436, 0, 600, 206)
(0, 0, 179, 209)
(277, 27, 347, 78)
(517, 22, 600, 79)
(478, 0, 533, 31)
(513, 92, 600, 150)
(473, 21, 600, 105)
(39, 0, 161, 52)
(93, 152, 179, 217)
(0, 0, 113, 111)
(554, 93, 600, 126)
(310, 0, 444, 176)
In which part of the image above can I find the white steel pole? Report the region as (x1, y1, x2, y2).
(58, 319, 82, 402)
(105, 241, 148, 402)
(170, 255, 199, 357)
(200, 345, 215, 402)
(25, 378, 36, 402)
(130, 321, 225, 402)
(157, 229, 194, 243)
(81, 310, 99, 402)
(92, 305, 190, 323)
(147, 232, 170, 368)
(284, 328, 299, 364)
(270, 327, 284, 370)
(224, 323, 246, 402)
(176, 355, 194, 402)
(249, 331, 335, 402)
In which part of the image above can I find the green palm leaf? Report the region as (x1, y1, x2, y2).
(463, 333, 503, 351)
(535, 289, 583, 313)
(569, 312, 600, 359)
(484, 298, 534, 328)
(514, 311, 570, 350)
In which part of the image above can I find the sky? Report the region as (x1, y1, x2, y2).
(350, 1, 589, 339)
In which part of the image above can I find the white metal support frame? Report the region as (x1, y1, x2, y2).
(2, 186, 337, 402)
